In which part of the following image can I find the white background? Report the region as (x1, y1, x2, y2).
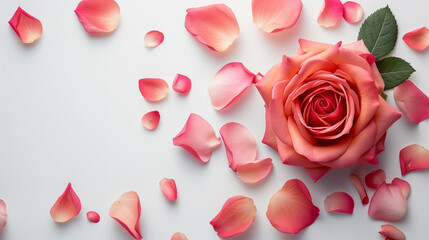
(0, 0, 428, 239)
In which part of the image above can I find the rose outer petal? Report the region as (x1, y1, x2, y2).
(0, 199, 7, 233)
(237, 158, 273, 184)
(368, 182, 408, 221)
(87, 211, 100, 223)
(109, 191, 142, 240)
(379, 224, 406, 240)
(75, 0, 120, 34)
(172, 74, 192, 95)
(399, 144, 429, 175)
(144, 30, 164, 48)
(252, 0, 302, 33)
(138, 78, 169, 102)
(342, 1, 363, 23)
(141, 111, 160, 130)
(324, 192, 354, 214)
(50, 183, 81, 223)
(349, 174, 369, 205)
(159, 178, 177, 201)
(317, 0, 344, 28)
(171, 232, 188, 240)
(394, 80, 429, 123)
(365, 169, 386, 189)
(403, 27, 429, 51)
(9, 7, 43, 44)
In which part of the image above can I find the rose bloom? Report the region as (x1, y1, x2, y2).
(256, 39, 401, 182)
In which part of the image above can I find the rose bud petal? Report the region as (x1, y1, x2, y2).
(236, 158, 273, 184)
(324, 192, 354, 214)
(210, 196, 256, 238)
(394, 80, 429, 123)
(185, 4, 239, 52)
(173, 113, 221, 163)
(365, 169, 386, 189)
(109, 191, 142, 240)
(75, 0, 120, 34)
(368, 182, 408, 221)
(317, 0, 344, 28)
(252, 0, 302, 33)
(87, 211, 100, 223)
(399, 144, 429, 175)
(9, 7, 43, 44)
(266, 179, 320, 234)
(379, 224, 406, 240)
(342, 1, 363, 23)
(141, 111, 160, 130)
(159, 178, 177, 201)
(208, 62, 255, 110)
(171, 232, 188, 240)
(50, 183, 81, 223)
(0, 199, 7, 233)
(144, 30, 164, 48)
(138, 78, 169, 102)
(172, 74, 192, 95)
(349, 174, 369, 205)
(403, 27, 429, 51)
(391, 178, 411, 199)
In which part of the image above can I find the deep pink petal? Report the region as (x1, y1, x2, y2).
(159, 178, 177, 201)
(236, 158, 273, 184)
(252, 0, 302, 33)
(0, 199, 7, 232)
(342, 1, 363, 23)
(368, 182, 408, 221)
(399, 144, 429, 175)
(171, 232, 188, 240)
(8, 7, 43, 44)
(141, 111, 160, 130)
(109, 191, 142, 240)
(144, 30, 164, 48)
(349, 174, 369, 205)
(49, 183, 81, 223)
(210, 196, 256, 238)
(317, 0, 344, 28)
(304, 167, 331, 183)
(87, 211, 100, 223)
(138, 78, 169, 102)
(403, 27, 429, 51)
(379, 224, 406, 240)
(172, 74, 192, 95)
(394, 80, 429, 123)
(324, 192, 354, 214)
(391, 178, 411, 199)
(365, 169, 386, 189)
(75, 0, 120, 34)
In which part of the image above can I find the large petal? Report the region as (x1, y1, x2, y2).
(9, 7, 43, 44)
(0, 199, 7, 232)
(342, 1, 363, 23)
(141, 111, 160, 130)
(144, 30, 164, 48)
(368, 182, 408, 221)
(252, 0, 302, 33)
(138, 78, 169, 102)
(159, 178, 177, 201)
(324, 192, 354, 214)
(171, 232, 188, 240)
(236, 158, 273, 184)
(172, 74, 192, 95)
(399, 144, 429, 175)
(75, 0, 120, 34)
(365, 169, 386, 189)
(317, 0, 344, 28)
(349, 174, 368, 205)
(50, 183, 81, 223)
(379, 224, 406, 240)
(403, 27, 429, 51)
(394, 80, 429, 123)
(109, 191, 142, 240)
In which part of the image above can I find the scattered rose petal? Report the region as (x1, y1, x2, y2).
(171, 232, 188, 240)
(317, 0, 344, 28)
(173, 113, 221, 163)
(87, 211, 100, 223)
(185, 4, 239, 52)
(109, 191, 142, 240)
(399, 144, 429, 175)
(349, 174, 369, 205)
(342, 1, 363, 23)
(210, 196, 256, 238)
(237, 158, 273, 184)
(144, 30, 164, 48)
(159, 178, 177, 201)
(50, 183, 81, 223)
(379, 224, 406, 240)
(368, 182, 408, 221)
(403, 27, 429, 51)
(172, 74, 192, 95)
(324, 192, 354, 214)
(141, 111, 160, 130)
(394, 80, 429, 123)
(392, 178, 411, 199)
(208, 62, 255, 110)
(266, 179, 320, 234)
(365, 169, 386, 189)
(8, 7, 43, 44)
(0, 199, 6, 233)
(252, 0, 302, 33)
(138, 78, 169, 102)
(75, 0, 120, 34)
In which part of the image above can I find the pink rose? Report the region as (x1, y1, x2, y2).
(256, 39, 402, 182)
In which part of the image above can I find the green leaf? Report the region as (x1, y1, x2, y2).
(358, 6, 398, 59)
(376, 57, 415, 90)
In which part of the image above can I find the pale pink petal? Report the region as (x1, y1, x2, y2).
(324, 192, 354, 214)
(171, 232, 188, 240)
(87, 211, 100, 223)
(75, 0, 120, 34)
(0, 199, 7, 232)
(399, 144, 429, 175)
(109, 191, 142, 240)
(317, 0, 344, 28)
(138, 78, 169, 102)
(236, 158, 273, 184)
(159, 178, 177, 201)
(252, 0, 302, 33)
(185, 4, 239, 52)
(392, 178, 411, 199)
(210, 196, 256, 238)
(342, 1, 363, 23)
(365, 169, 386, 189)
(141, 111, 160, 130)
(50, 183, 81, 223)
(403, 27, 429, 51)
(172, 74, 192, 95)
(349, 174, 369, 205)
(8, 7, 43, 44)
(144, 30, 164, 48)
(208, 62, 255, 110)
(379, 224, 406, 240)
(368, 182, 408, 221)
(394, 80, 429, 123)
(266, 179, 320, 234)
(304, 167, 331, 183)
(173, 113, 221, 163)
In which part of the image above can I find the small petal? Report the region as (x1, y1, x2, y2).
(171, 232, 188, 240)
(365, 169, 386, 189)
(236, 158, 273, 184)
(173, 113, 221, 163)
(109, 191, 142, 240)
(87, 211, 100, 223)
(141, 111, 160, 130)
(75, 0, 120, 34)
(208, 62, 255, 110)
(50, 183, 81, 223)
(159, 178, 177, 201)
(144, 30, 164, 48)
(317, 0, 344, 28)
(253, 73, 264, 84)
(138, 78, 169, 102)
(8, 7, 43, 44)
(252, 0, 302, 33)
(379, 224, 406, 240)
(324, 192, 354, 214)
(266, 179, 320, 234)
(185, 4, 239, 52)
(391, 178, 411, 199)
(349, 174, 369, 205)
(172, 74, 192, 95)
(368, 182, 408, 221)
(399, 144, 429, 175)
(342, 1, 363, 23)
(0, 199, 7, 232)
(394, 80, 429, 123)
(210, 196, 256, 238)
(403, 27, 429, 51)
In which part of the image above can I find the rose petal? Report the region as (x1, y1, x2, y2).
(109, 191, 142, 240)
(141, 111, 160, 130)
(342, 1, 363, 23)
(368, 182, 408, 221)
(391, 178, 411, 199)
(138, 78, 169, 102)
(266, 179, 320, 234)
(8, 7, 43, 44)
(87, 211, 100, 223)
(210, 196, 256, 238)
(172, 74, 192, 95)
(208, 62, 255, 110)
(185, 4, 239, 52)
(236, 158, 273, 184)
(0, 199, 7, 232)
(159, 178, 177, 201)
(253, 73, 263, 84)
(317, 0, 344, 28)
(403, 27, 429, 51)
(171, 232, 188, 240)
(304, 167, 332, 183)
(144, 30, 164, 48)
(365, 169, 386, 189)
(173, 113, 221, 163)
(399, 144, 429, 175)
(252, 0, 302, 33)
(50, 183, 81, 223)
(262, 105, 278, 151)
(349, 174, 369, 205)
(379, 224, 406, 240)
(394, 80, 429, 123)
(75, 0, 120, 34)
(324, 192, 354, 214)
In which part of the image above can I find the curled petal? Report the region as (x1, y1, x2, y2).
(141, 111, 160, 130)
(75, 0, 120, 34)
(0, 199, 7, 232)
(342, 1, 363, 23)
(379, 224, 406, 240)
(236, 158, 273, 184)
(144, 30, 164, 48)
(403, 27, 429, 51)
(173, 113, 221, 163)
(317, 0, 344, 28)
(171, 232, 188, 240)
(392, 178, 411, 199)
(399, 144, 429, 175)
(210, 196, 256, 238)
(266, 179, 320, 234)
(185, 4, 239, 52)
(349, 174, 369, 205)
(50, 183, 81, 223)
(9, 7, 43, 44)
(159, 178, 177, 201)
(172, 74, 192, 95)
(394, 80, 429, 123)
(87, 211, 100, 223)
(252, 0, 302, 33)
(365, 169, 386, 189)
(324, 192, 354, 214)
(208, 62, 255, 110)
(368, 182, 408, 221)
(109, 191, 142, 240)
(138, 78, 169, 102)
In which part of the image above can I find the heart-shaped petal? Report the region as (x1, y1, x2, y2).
(9, 7, 43, 44)
(324, 192, 354, 214)
(138, 78, 169, 102)
(399, 144, 429, 175)
(252, 0, 302, 33)
(368, 182, 408, 221)
(394, 80, 429, 123)
(403, 27, 429, 51)
(109, 191, 142, 240)
(75, 0, 120, 34)
(50, 183, 81, 223)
